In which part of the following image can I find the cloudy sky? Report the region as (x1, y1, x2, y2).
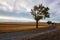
(0, 0, 60, 22)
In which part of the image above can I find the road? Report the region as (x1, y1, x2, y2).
(0, 25, 56, 40)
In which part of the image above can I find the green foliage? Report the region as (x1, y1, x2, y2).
(31, 4, 50, 21)
(47, 21, 52, 24)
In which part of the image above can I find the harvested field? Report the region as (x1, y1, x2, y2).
(0, 22, 60, 40)
(0, 22, 49, 32)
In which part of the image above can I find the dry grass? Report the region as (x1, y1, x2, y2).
(0, 22, 49, 32)
(0, 25, 48, 32)
(0, 22, 60, 32)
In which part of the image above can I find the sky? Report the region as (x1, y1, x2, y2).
(0, 0, 60, 23)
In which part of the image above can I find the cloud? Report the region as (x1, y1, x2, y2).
(0, 16, 34, 22)
(0, 9, 33, 19)
(0, 0, 13, 11)
(0, 0, 60, 22)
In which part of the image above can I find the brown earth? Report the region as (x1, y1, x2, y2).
(0, 22, 60, 32)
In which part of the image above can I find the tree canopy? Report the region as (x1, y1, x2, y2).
(31, 4, 50, 21)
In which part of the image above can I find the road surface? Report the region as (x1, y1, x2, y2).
(0, 25, 56, 40)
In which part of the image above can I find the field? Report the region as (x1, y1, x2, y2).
(0, 22, 50, 32)
(0, 22, 60, 32)
(0, 22, 60, 40)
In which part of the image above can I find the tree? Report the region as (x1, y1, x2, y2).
(47, 21, 52, 25)
(31, 4, 50, 29)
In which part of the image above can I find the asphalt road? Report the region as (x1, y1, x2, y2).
(0, 25, 56, 40)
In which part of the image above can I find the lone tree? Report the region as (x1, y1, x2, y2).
(47, 21, 52, 25)
(31, 4, 50, 28)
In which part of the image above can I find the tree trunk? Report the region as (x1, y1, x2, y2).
(36, 20, 38, 29)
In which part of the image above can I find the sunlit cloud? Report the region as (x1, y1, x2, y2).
(0, 16, 34, 22)
(0, 0, 13, 11)
(0, 0, 60, 22)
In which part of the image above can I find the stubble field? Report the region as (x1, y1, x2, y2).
(0, 22, 49, 32)
(0, 22, 60, 40)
